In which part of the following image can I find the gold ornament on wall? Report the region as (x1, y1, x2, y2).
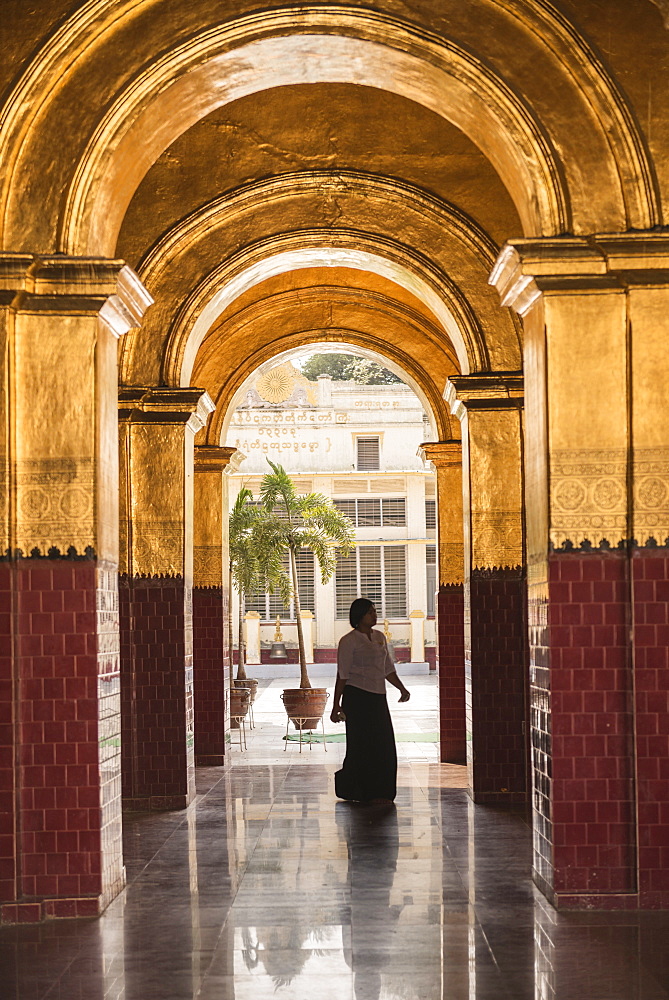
(256, 365, 295, 404)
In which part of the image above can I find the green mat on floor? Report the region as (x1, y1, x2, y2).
(283, 732, 438, 743)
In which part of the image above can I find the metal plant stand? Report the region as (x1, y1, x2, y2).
(229, 712, 248, 750)
(283, 715, 328, 752)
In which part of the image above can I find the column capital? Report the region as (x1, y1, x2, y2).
(418, 440, 461, 469)
(194, 446, 239, 473)
(445, 372, 523, 420)
(491, 233, 669, 315)
(118, 386, 215, 433)
(0, 253, 152, 337)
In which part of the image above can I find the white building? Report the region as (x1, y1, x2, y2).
(226, 362, 436, 662)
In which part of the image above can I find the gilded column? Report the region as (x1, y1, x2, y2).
(446, 374, 527, 805)
(192, 445, 237, 767)
(419, 441, 466, 763)
(118, 387, 214, 810)
(491, 234, 669, 909)
(0, 254, 151, 923)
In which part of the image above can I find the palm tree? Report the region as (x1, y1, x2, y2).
(256, 460, 355, 689)
(229, 486, 289, 683)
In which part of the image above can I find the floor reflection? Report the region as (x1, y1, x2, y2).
(338, 800, 444, 1000)
(2, 752, 669, 998)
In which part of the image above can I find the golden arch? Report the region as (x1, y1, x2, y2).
(0, 5, 658, 253)
(196, 310, 458, 447)
(121, 171, 520, 386)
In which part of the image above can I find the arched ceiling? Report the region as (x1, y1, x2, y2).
(119, 171, 522, 388)
(116, 83, 522, 266)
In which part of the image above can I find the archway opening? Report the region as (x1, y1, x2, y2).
(223, 343, 444, 756)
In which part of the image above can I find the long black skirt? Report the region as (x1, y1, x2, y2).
(334, 685, 397, 802)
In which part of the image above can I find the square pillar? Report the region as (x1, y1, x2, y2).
(192, 446, 239, 767)
(419, 441, 465, 763)
(118, 388, 214, 810)
(0, 254, 151, 923)
(447, 375, 527, 804)
(492, 233, 669, 908)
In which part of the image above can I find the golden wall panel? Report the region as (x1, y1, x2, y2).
(118, 388, 213, 577)
(468, 408, 523, 569)
(419, 441, 464, 585)
(522, 303, 548, 571)
(14, 307, 97, 554)
(1, 255, 151, 559)
(193, 446, 236, 587)
(629, 284, 669, 544)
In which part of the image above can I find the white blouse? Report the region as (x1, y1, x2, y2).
(337, 628, 395, 695)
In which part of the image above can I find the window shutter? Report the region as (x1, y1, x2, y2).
(426, 544, 437, 616)
(335, 551, 358, 619)
(383, 546, 407, 617)
(356, 437, 380, 470)
(381, 498, 406, 526)
(425, 499, 437, 532)
(357, 498, 382, 526)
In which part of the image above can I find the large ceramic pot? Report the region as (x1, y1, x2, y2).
(234, 677, 259, 703)
(229, 686, 251, 729)
(281, 688, 329, 731)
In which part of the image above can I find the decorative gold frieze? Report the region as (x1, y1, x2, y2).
(549, 448, 628, 548)
(15, 457, 95, 556)
(633, 447, 669, 543)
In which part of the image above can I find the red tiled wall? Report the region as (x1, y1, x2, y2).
(0, 562, 15, 905)
(119, 575, 195, 812)
(467, 568, 527, 803)
(436, 585, 466, 763)
(193, 586, 226, 767)
(532, 547, 669, 911)
(547, 551, 636, 901)
(631, 549, 669, 908)
(1, 557, 122, 924)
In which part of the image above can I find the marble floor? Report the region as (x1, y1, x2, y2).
(3, 675, 669, 999)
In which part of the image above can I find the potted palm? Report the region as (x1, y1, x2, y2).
(229, 486, 289, 721)
(256, 460, 355, 731)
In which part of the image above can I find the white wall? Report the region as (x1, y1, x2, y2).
(227, 372, 436, 653)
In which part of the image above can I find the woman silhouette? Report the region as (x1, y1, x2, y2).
(331, 598, 410, 804)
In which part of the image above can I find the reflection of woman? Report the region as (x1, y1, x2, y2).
(336, 801, 401, 1000)
(331, 598, 410, 804)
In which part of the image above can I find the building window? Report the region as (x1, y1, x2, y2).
(356, 436, 380, 471)
(333, 498, 406, 527)
(245, 550, 315, 620)
(335, 545, 407, 618)
(426, 545, 436, 617)
(425, 499, 436, 534)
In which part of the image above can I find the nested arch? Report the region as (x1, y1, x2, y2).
(163, 240, 488, 385)
(120, 171, 521, 386)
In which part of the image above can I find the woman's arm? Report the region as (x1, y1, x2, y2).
(330, 673, 347, 722)
(386, 671, 410, 702)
